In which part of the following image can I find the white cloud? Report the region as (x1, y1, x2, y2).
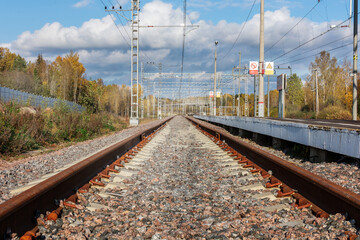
(188, 0, 241, 10)
(2, 1, 351, 84)
(11, 15, 128, 52)
(78, 50, 130, 66)
(0, 43, 11, 49)
(73, 0, 92, 8)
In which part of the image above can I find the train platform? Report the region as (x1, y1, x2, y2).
(194, 115, 360, 160)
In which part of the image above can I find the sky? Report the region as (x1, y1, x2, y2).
(0, 0, 354, 87)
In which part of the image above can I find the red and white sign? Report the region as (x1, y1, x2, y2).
(209, 91, 214, 98)
(249, 61, 258, 75)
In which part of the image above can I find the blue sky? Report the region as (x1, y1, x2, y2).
(0, 0, 354, 89)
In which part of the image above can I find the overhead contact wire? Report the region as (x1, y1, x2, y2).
(265, 1, 320, 55)
(280, 34, 352, 63)
(277, 41, 357, 66)
(218, 0, 257, 61)
(271, 16, 353, 62)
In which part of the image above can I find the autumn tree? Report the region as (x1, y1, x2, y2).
(102, 84, 121, 114)
(0, 48, 16, 71)
(0, 48, 138, 118)
(78, 80, 101, 113)
(53, 51, 86, 102)
(31, 54, 49, 95)
(119, 84, 130, 117)
(341, 59, 353, 112)
(306, 51, 347, 109)
(48, 61, 60, 97)
(12, 55, 27, 71)
(222, 93, 233, 115)
(286, 74, 304, 108)
(66, 51, 85, 103)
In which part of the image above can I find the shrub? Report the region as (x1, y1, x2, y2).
(286, 111, 306, 119)
(317, 106, 352, 120)
(269, 107, 278, 118)
(0, 100, 127, 156)
(0, 102, 54, 155)
(286, 110, 313, 119)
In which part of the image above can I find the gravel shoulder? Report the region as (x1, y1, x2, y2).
(0, 119, 164, 204)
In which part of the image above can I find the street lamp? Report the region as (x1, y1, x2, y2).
(214, 41, 219, 116)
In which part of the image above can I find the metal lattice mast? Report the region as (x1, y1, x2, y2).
(106, 1, 140, 125)
(140, 62, 144, 119)
(130, 0, 140, 125)
(158, 63, 162, 119)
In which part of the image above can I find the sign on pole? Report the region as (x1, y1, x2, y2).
(249, 61, 258, 75)
(265, 62, 274, 75)
(216, 91, 221, 98)
(209, 91, 214, 98)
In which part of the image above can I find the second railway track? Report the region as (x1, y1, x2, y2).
(1, 116, 359, 239)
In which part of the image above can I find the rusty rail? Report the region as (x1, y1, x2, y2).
(0, 117, 172, 238)
(187, 116, 360, 228)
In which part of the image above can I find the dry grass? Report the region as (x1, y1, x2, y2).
(0, 101, 127, 157)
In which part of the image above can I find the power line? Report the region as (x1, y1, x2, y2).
(218, 0, 257, 61)
(100, 0, 162, 71)
(265, 1, 320, 55)
(279, 34, 352, 63)
(271, 16, 352, 62)
(114, 0, 121, 7)
(99, 0, 131, 48)
(277, 41, 355, 66)
(111, 1, 132, 42)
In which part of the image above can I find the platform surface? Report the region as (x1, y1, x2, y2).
(194, 115, 360, 159)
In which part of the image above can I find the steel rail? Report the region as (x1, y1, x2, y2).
(187, 116, 360, 228)
(0, 117, 172, 238)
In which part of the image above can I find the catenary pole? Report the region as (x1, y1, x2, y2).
(258, 0, 265, 117)
(267, 75, 270, 117)
(353, 0, 358, 120)
(315, 69, 319, 118)
(214, 41, 218, 116)
(238, 52, 241, 116)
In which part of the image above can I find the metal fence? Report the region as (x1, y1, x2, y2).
(0, 86, 84, 111)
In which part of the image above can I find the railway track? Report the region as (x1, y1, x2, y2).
(1, 116, 359, 239)
(0, 117, 172, 239)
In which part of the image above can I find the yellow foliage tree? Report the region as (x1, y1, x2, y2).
(0, 47, 17, 71)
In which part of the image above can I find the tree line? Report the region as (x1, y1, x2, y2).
(0, 48, 131, 116)
(285, 51, 358, 119)
(212, 50, 359, 120)
(1, 47, 359, 120)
